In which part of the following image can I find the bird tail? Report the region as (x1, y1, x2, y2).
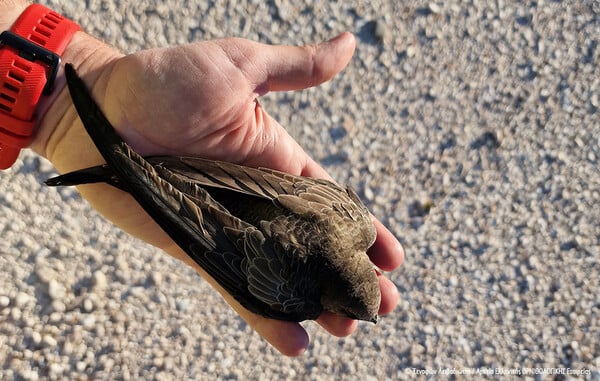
(44, 164, 122, 188)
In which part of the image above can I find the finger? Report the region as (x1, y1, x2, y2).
(378, 274, 400, 315)
(247, 314, 309, 357)
(242, 120, 335, 178)
(317, 312, 358, 337)
(241, 32, 356, 93)
(368, 217, 405, 271)
(299, 156, 333, 179)
(209, 281, 311, 356)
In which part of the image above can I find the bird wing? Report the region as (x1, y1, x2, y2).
(151, 156, 376, 248)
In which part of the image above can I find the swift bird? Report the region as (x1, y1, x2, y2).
(46, 64, 380, 322)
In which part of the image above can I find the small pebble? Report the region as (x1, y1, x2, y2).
(47, 280, 66, 300)
(26, 370, 40, 381)
(374, 19, 387, 42)
(83, 298, 94, 312)
(31, 331, 42, 345)
(428, 2, 442, 14)
(176, 299, 190, 312)
(76, 361, 87, 372)
(10, 307, 22, 321)
(92, 271, 108, 291)
(42, 335, 58, 348)
(15, 292, 30, 307)
(51, 300, 66, 313)
(48, 363, 64, 378)
(82, 315, 96, 329)
(150, 272, 163, 287)
(0, 295, 10, 308)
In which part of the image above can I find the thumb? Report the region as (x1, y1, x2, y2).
(253, 32, 356, 93)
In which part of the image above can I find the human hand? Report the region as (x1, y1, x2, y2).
(37, 32, 404, 356)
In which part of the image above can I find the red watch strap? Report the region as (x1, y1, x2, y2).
(0, 4, 80, 169)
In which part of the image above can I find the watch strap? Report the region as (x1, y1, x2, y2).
(0, 4, 81, 169)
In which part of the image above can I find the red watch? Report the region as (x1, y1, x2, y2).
(0, 4, 80, 169)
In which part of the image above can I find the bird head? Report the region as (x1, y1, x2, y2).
(319, 250, 381, 323)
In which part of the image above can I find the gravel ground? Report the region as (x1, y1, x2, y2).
(1, 0, 599, 380)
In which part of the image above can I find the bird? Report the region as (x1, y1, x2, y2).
(45, 63, 380, 323)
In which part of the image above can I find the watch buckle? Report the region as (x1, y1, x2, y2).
(0, 30, 61, 96)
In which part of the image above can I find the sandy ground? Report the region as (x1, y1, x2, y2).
(1, 1, 599, 379)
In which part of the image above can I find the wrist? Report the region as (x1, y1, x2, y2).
(0, 2, 123, 164)
(32, 32, 123, 162)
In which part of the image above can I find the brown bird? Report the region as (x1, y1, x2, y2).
(45, 64, 380, 322)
